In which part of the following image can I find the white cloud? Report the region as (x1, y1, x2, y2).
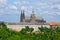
(50, 5, 60, 9)
(0, 0, 7, 2)
(55, 12, 60, 15)
(43, 11, 49, 14)
(48, 16, 54, 19)
(23, 1, 29, 4)
(14, 1, 21, 5)
(49, 0, 60, 2)
(56, 5, 60, 9)
(0, 9, 4, 13)
(21, 6, 27, 10)
(9, 5, 17, 10)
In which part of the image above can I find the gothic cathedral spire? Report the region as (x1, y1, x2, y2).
(20, 10, 25, 23)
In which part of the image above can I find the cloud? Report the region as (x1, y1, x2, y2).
(21, 6, 25, 10)
(47, 15, 54, 19)
(7, 0, 60, 16)
(43, 11, 49, 14)
(0, 1, 60, 15)
(0, 0, 7, 2)
(48, 0, 60, 2)
(0, 0, 60, 22)
(14, 1, 21, 5)
(22, 1, 30, 4)
(0, 9, 4, 13)
(8, 5, 17, 10)
(55, 12, 60, 15)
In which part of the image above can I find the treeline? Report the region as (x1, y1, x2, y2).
(0, 22, 60, 40)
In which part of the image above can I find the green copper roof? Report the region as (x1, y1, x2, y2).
(32, 9, 35, 14)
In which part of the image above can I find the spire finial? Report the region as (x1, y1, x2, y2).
(32, 9, 34, 14)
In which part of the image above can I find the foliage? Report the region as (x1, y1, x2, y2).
(20, 28, 27, 34)
(38, 26, 51, 32)
(0, 22, 7, 29)
(21, 26, 34, 33)
(0, 24, 60, 40)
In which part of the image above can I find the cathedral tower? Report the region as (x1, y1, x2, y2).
(20, 10, 25, 23)
(30, 9, 36, 23)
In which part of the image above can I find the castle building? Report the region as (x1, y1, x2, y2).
(6, 10, 50, 32)
(20, 10, 46, 24)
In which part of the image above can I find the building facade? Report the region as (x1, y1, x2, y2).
(6, 10, 50, 32)
(20, 10, 46, 24)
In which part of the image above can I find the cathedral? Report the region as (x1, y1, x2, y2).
(20, 10, 46, 25)
(6, 10, 50, 32)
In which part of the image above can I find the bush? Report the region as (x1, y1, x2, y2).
(0, 25, 60, 40)
(21, 26, 34, 33)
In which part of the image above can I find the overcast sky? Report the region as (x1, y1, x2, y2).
(0, 0, 60, 23)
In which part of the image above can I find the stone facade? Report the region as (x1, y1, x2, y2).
(6, 24, 50, 32)
(20, 10, 46, 23)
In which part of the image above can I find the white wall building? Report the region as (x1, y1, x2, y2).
(6, 23, 50, 32)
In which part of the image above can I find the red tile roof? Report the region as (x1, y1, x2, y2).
(46, 22, 60, 26)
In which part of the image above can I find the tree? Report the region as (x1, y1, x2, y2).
(25, 26, 30, 32)
(20, 26, 34, 33)
(38, 26, 44, 32)
(38, 26, 51, 32)
(29, 28, 34, 32)
(25, 26, 34, 33)
(0, 22, 7, 29)
(20, 28, 27, 34)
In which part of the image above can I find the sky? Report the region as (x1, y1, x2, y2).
(0, 0, 60, 23)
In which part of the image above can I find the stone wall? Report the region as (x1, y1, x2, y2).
(6, 24, 50, 32)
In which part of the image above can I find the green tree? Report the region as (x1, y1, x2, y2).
(0, 22, 7, 29)
(29, 28, 34, 32)
(25, 26, 34, 33)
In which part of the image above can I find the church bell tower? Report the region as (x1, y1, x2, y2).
(30, 9, 36, 23)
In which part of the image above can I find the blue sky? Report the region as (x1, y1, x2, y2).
(0, 0, 60, 23)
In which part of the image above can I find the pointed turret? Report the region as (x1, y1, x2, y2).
(20, 10, 25, 23)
